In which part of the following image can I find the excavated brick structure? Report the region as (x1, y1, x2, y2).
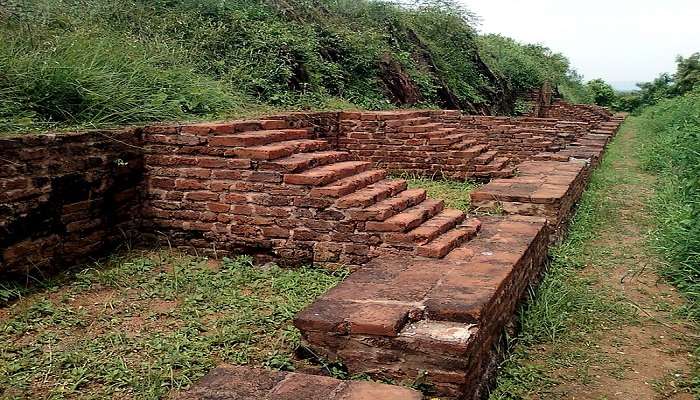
(472, 113, 626, 241)
(2, 103, 625, 399)
(141, 114, 484, 269)
(292, 106, 625, 399)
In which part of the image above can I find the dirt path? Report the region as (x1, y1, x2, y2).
(490, 120, 698, 400)
(550, 123, 697, 399)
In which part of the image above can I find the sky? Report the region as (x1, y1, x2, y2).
(464, 0, 700, 90)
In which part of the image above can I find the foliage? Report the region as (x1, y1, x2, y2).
(477, 34, 589, 107)
(0, 0, 583, 133)
(478, 35, 567, 96)
(0, 251, 345, 398)
(586, 78, 618, 108)
(636, 88, 700, 322)
(558, 69, 594, 104)
(675, 53, 700, 95)
(616, 52, 700, 112)
(404, 175, 480, 211)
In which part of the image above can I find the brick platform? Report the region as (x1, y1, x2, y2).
(295, 215, 549, 398)
(176, 365, 423, 400)
(470, 161, 588, 239)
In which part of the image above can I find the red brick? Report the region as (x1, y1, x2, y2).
(175, 179, 206, 190)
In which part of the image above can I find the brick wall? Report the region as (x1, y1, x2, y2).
(139, 117, 387, 268)
(546, 101, 613, 125)
(0, 131, 143, 276)
(1, 108, 619, 276)
(336, 110, 494, 179)
(336, 111, 591, 177)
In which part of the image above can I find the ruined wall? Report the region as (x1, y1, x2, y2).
(1, 105, 619, 277)
(336, 110, 503, 179)
(335, 112, 591, 178)
(546, 101, 613, 125)
(0, 131, 143, 276)
(139, 116, 393, 268)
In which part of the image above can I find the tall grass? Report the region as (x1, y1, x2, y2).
(0, 0, 585, 133)
(636, 88, 700, 321)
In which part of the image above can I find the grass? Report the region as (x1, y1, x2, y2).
(634, 90, 700, 392)
(635, 89, 700, 323)
(0, 251, 345, 399)
(488, 126, 638, 399)
(0, 0, 590, 134)
(404, 176, 480, 212)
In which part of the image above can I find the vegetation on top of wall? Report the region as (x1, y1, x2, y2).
(477, 34, 576, 102)
(0, 0, 585, 133)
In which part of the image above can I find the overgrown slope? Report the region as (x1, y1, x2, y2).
(0, 0, 585, 133)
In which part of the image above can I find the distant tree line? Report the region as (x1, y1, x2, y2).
(586, 53, 700, 112)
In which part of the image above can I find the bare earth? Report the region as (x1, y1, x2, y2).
(547, 126, 698, 399)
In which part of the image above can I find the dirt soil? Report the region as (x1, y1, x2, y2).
(548, 126, 698, 399)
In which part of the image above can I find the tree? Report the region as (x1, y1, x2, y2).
(674, 52, 700, 95)
(587, 79, 617, 108)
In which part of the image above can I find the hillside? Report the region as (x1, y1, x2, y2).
(0, 0, 587, 133)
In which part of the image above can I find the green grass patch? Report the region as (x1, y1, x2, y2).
(404, 176, 480, 212)
(634, 92, 700, 393)
(0, 251, 344, 399)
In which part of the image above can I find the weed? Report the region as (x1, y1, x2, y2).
(403, 175, 480, 212)
(0, 250, 344, 399)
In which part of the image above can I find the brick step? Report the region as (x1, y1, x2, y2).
(177, 365, 423, 400)
(260, 151, 350, 173)
(400, 123, 444, 134)
(475, 156, 509, 172)
(384, 209, 465, 247)
(428, 132, 471, 146)
(209, 129, 311, 147)
(233, 139, 330, 160)
(416, 220, 481, 258)
(310, 169, 387, 198)
(450, 139, 478, 150)
(453, 144, 488, 158)
(335, 179, 408, 209)
(386, 117, 432, 127)
(473, 150, 497, 165)
(426, 127, 458, 139)
(285, 161, 373, 186)
(365, 199, 444, 232)
(180, 119, 289, 135)
(348, 188, 427, 221)
(471, 166, 516, 179)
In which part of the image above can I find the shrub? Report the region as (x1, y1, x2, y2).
(636, 88, 700, 320)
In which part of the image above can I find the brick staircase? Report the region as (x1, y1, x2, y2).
(294, 215, 549, 399)
(204, 121, 486, 263)
(338, 111, 515, 180)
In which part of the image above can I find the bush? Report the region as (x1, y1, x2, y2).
(0, 0, 584, 133)
(636, 88, 700, 320)
(0, 29, 240, 132)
